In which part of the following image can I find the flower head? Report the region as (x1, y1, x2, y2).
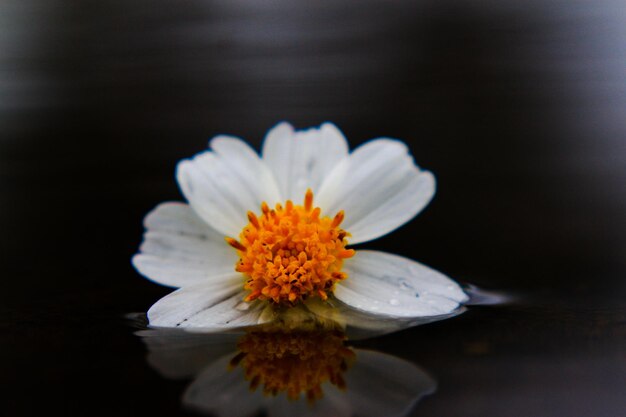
(228, 189, 354, 305)
(133, 122, 467, 331)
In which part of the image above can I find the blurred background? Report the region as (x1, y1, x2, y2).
(2, 0, 625, 416)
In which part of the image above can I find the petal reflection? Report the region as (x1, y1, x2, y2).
(137, 323, 436, 417)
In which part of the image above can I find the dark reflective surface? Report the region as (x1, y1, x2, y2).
(2, 1, 626, 416)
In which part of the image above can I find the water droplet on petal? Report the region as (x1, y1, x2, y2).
(389, 299, 400, 306)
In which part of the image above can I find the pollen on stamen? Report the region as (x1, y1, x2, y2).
(225, 237, 246, 252)
(229, 189, 353, 305)
(304, 188, 314, 212)
(331, 210, 345, 228)
(247, 211, 260, 229)
(338, 249, 356, 259)
(310, 207, 321, 222)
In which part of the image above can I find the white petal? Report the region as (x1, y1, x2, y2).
(345, 350, 436, 417)
(147, 278, 268, 329)
(262, 122, 349, 202)
(306, 298, 465, 339)
(132, 202, 238, 288)
(183, 353, 266, 417)
(316, 139, 435, 244)
(177, 135, 281, 237)
(335, 250, 468, 318)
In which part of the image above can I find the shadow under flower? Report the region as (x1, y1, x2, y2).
(135, 318, 437, 417)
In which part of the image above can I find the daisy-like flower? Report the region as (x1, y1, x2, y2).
(133, 122, 467, 330)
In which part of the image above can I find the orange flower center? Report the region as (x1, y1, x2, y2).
(226, 189, 354, 305)
(229, 328, 355, 402)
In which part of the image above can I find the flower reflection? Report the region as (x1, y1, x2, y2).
(137, 321, 436, 417)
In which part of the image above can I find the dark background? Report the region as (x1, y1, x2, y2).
(2, 0, 625, 416)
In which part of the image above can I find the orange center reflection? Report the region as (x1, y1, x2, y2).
(229, 327, 355, 403)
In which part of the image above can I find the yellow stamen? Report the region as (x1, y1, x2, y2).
(225, 237, 246, 252)
(331, 210, 345, 228)
(230, 190, 353, 305)
(304, 188, 314, 212)
(337, 249, 356, 259)
(247, 211, 260, 229)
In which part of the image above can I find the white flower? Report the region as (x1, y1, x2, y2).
(132, 122, 468, 330)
